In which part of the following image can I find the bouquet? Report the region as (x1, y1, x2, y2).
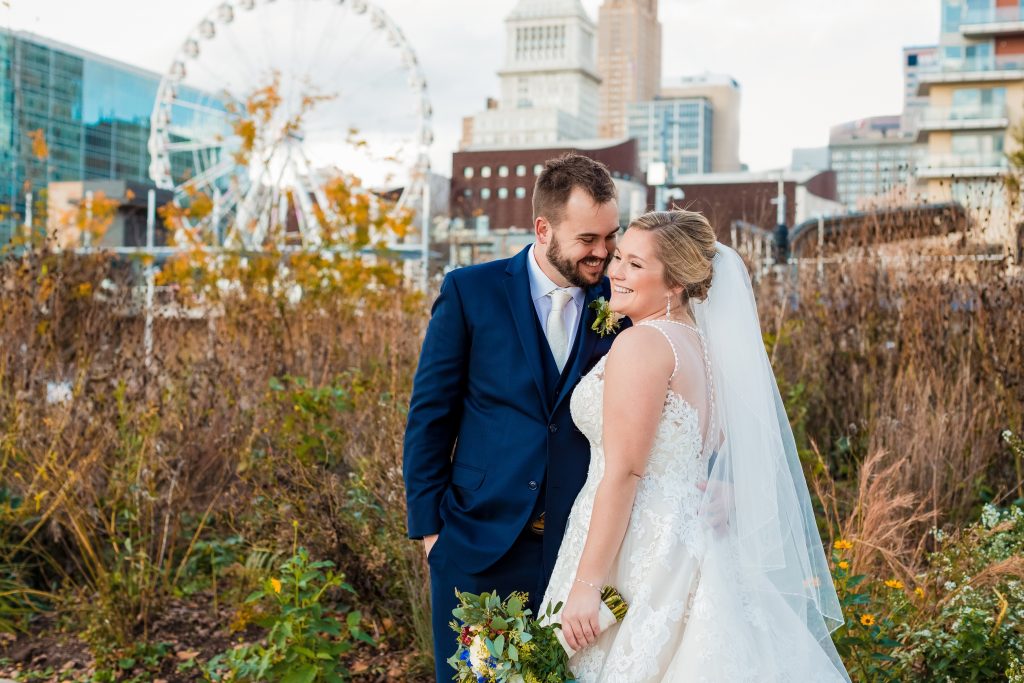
(448, 588, 628, 683)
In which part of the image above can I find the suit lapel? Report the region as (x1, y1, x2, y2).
(504, 248, 550, 411)
(553, 284, 601, 412)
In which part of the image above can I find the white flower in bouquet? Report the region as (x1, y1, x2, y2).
(469, 634, 492, 674)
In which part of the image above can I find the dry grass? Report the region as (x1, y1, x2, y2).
(0, 245, 431, 660)
(761, 209, 1022, 579)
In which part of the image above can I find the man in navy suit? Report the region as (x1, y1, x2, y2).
(403, 153, 624, 680)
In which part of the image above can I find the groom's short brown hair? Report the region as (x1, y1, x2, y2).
(532, 153, 617, 227)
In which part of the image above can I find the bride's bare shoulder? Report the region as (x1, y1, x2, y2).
(605, 324, 674, 377)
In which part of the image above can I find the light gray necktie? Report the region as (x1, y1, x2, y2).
(546, 289, 572, 373)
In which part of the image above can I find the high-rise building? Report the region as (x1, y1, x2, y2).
(0, 31, 205, 243)
(465, 0, 601, 149)
(596, 0, 662, 139)
(903, 45, 939, 131)
(829, 116, 924, 208)
(627, 97, 713, 180)
(659, 74, 742, 173)
(916, 0, 1024, 226)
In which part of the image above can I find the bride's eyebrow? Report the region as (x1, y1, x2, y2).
(622, 253, 647, 263)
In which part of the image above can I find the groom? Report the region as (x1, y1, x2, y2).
(403, 153, 624, 680)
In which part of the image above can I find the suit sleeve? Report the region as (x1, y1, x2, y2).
(403, 273, 470, 539)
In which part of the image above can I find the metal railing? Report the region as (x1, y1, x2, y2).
(917, 151, 1008, 171)
(964, 5, 1024, 25)
(730, 220, 777, 280)
(919, 104, 1008, 124)
(933, 55, 1024, 74)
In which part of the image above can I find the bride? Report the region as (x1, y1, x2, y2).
(541, 210, 850, 682)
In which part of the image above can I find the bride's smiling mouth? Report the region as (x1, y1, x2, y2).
(612, 286, 633, 294)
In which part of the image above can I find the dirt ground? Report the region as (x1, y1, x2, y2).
(0, 594, 431, 682)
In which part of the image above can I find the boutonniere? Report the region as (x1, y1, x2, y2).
(588, 297, 623, 338)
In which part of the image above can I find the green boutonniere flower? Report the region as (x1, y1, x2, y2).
(589, 296, 622, 338)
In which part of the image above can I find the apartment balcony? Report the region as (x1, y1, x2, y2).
(915, 105, 1009, 139)
(916, 56, 1024, 95)
(916, 152, 1008, 179)
(962, 6, 1024, 37)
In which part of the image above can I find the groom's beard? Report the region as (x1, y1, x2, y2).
(547, 232, 611, 288)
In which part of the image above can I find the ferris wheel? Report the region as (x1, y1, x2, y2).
(148, 0, 433, 250)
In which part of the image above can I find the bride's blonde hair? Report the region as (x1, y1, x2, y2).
(627, 210, 717, 302)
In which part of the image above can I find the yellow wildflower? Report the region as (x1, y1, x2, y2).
(834, 539, 853, 551)
(838, 561, 849, 570)
(860, 614, 875, 627)
(914, 587, 925, 598)
(270, 578, 282, 594)
(884, 579, 904, 590)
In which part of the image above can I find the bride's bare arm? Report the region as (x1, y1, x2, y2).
(559, 325, 675, 651)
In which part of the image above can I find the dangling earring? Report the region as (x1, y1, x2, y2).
(666, 295, 671, 319)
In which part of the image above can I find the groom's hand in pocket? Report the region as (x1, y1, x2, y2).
(423, 534, 438, 559)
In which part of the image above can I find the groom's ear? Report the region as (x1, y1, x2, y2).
(535, 216, 550, 245)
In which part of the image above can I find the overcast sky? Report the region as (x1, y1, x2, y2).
(4, 0, 940, 174)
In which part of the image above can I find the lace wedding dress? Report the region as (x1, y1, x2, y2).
(540, 320, 848, 682)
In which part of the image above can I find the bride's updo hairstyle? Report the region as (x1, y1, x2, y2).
(627, 210, 717, 303)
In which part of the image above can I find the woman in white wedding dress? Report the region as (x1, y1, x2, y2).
(541, 211, 850, 682)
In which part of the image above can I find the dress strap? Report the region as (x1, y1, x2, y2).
(638, 321, 680, 381)
(638, 320, 716, 451)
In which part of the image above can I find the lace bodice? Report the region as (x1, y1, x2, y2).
(550, 322, 714, 680)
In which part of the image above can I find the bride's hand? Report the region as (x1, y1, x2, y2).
(560, 581, 602, 652)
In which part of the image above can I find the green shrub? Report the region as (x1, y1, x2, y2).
(204, 543, 374, 683)
(894, 504, 1024, 681)
(832, 504, 1024, 681)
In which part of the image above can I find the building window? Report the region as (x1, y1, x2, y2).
(463, 166, 474, 179)
(481, 166, 492, 178)
(499, 165, 509, 177)
(533, 164, 543, 175)
(516, 164, 527, 176)
(480, 188, 491, 199)
(515, 187, 527, 199)
(942, 0, 963, 35)
(463, 189, 472, 198)
(498, 187, 509, 199)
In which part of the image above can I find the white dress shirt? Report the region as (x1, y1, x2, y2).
(527, 244, 584, 361)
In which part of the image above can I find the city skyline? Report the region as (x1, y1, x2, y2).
(3, 0, 940, 175)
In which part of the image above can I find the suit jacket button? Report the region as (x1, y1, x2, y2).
(548, 424, 558, 433)
(528, 480, 538, 490)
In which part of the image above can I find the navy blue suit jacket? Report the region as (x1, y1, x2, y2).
(403, 245, 623, 576)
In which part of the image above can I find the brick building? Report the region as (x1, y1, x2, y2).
(450, 138, 643, 233)
(662, 170, 841, 241)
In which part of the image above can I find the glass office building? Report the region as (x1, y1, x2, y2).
(0, 31, 209, 243)
(627, 97, 714, 182)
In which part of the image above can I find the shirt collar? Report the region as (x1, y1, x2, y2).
(528, 244, 584, 306)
